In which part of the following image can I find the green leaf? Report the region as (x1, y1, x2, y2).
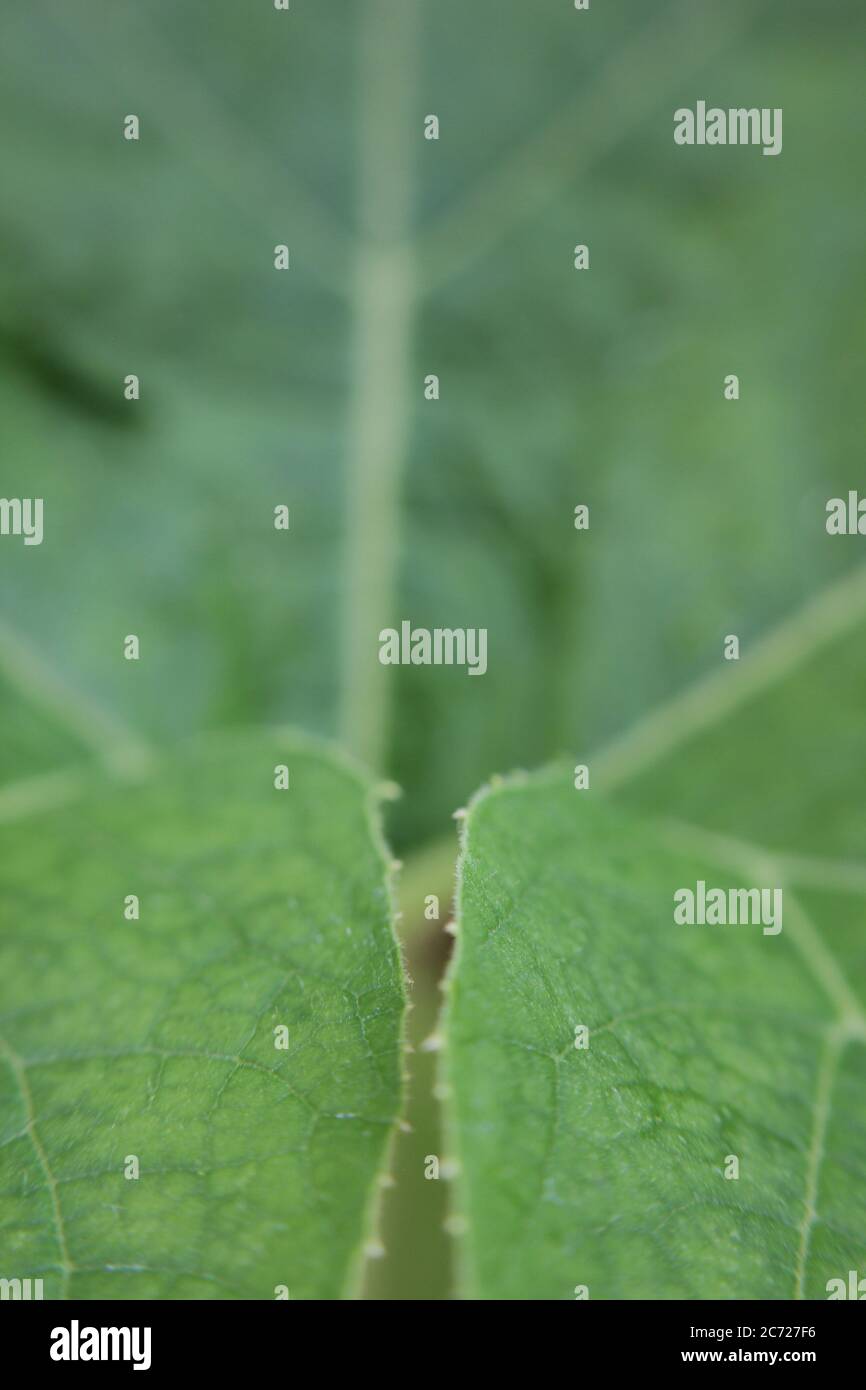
(443, 582, 866, 1299)
(2, 1, 865, 846)
(0, 731, 405, 1300)
(3, 0, 866, 1303)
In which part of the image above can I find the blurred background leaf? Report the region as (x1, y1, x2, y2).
(2, 0, 864, 842)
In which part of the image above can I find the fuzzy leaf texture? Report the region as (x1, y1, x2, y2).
(0, 733, 404, 1299)
(443, 589, 866, 1299)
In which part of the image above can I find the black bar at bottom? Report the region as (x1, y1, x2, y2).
(5, 1297, 862, 1375)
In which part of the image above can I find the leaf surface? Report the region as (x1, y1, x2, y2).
(0, 732, 404, 1299)
(444, 593, 866, 1298)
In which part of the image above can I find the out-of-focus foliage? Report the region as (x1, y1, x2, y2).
(2, 0, 864, 845)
